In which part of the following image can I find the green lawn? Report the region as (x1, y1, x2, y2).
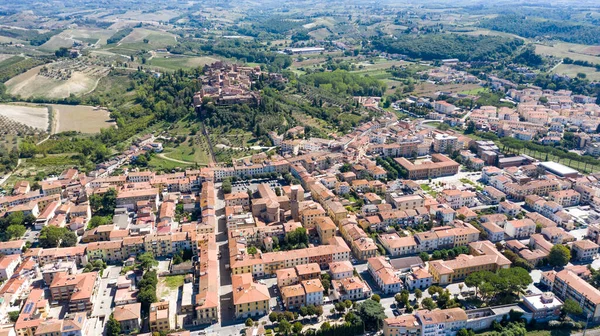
(148, 156, 193, 171)
(164, 275, 184, 289)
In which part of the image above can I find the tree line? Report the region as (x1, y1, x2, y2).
(370, 34, 523, 62)
(479, 14, 600, 45)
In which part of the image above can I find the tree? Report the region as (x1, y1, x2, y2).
(457, 329, 474, 336)
(292, 321, 303, 333)
(88, 216, 110, 229)
(245, 318, 254, 327)
(562, 298, 583, 317)
(299, 306, 308, 317)
(371, 294, 381, 303)
(269, 312, 279, 323)
(314, 305, 323, 318)
(415, 289, 423, 300)
(247, 246, 258, 255)
(422, 297, 437, 310)
(138, 252, 158, 271)
(306, 305, 316, 317)
(38, 226, 73, 248)
(106, 314, 121, 336)
(321, 278, 330, 294)
(419, 252, 430, 262)
(6, 224, 26, 239)
(279, 319, 291, 335)
(344, 299, 353, 309)
(549, 245, 571, 268)
(335, 302, 346, 313)
(138, 287, 157, 314)
(356, 299, 386, 331)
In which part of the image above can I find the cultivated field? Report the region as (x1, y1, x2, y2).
(0, 103, 48, 130)
(40, 28, 116, 50)
(51, 104, 115, 133)
(535, 42, 600, 64)
(0, 54, 14, 63)
(552, 64, 600, 82)
(5, 59, 110, 99)
(119, 28, 177, 46)
(148, 54, 220, 71)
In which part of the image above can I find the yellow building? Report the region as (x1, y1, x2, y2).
(429, 240, 511, 285)
(232, 273, 270, 319)
(315, 217, 337, 244)
(149, 301, 171, 332)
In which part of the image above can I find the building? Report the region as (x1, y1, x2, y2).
(328, 261, 354, 280)
(384, 315, 421, 336)
(543, 269, 600, 322)
(150, 301, 171, 332)
(415, 308, 467, 336)
(395, 154, 459, 180)
(113, 303, 142, 334)
(331, 276, 371, 302)
(429, 241, 511, 285)
(405, 266, 433, 291)
(522, 293, 563, 322)
(302, 279, 324, 306)
(315, 217, 337, 244)
(379, 234, 418, 257)
(539, 162, 579, 178)
(504, 219, 536, 239)
(368, 256, 402, 294)
(571, 239, 599, 261)
(232, 273, 270, 319)
(0, 255, 20, 281)
(433, 134, 458, 153)
(49, 272, 98, 313)
(281, 284, 305, 310)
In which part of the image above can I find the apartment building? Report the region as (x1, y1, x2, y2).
(395, 154, 460, 180)
(331, 276, 372, 301)
(281, 284, 305, 310)
(429, 241, 511, 285)
(543, 269, 600, 322)
(379, 233, 418, 257)
(368, 256, 402, 294)
(571, 239, 599, 261)
(113, 303, 141, 334)
(315, 217, 337, 244)
(149, 301, 171, 332)
(302, 279, 324, 306)
(548, 190, 581, 207)
(328, 261, 354, 280)
(232, 273, 270, 319)
(436, 189, 476, 209)
(416, 308, 467, 336)
(504, 219, 536, 239)
(49, 272, 98, 313)
(384, 315, 421, 336)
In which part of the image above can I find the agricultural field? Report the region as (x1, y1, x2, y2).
(147, 54, 220, 71)
(118, 28, 177, 47)
(0, 103, 48, 131)
(0, 54, 14, 63)
(102, 10, 181, 24)
(413, 82, 483, 97)
(552, 63, 600, 81)
(51, 104, 115, 134)
(39, 28, 116, 50)
(535, 42, 600, 64)
(5, 59, 110, 99)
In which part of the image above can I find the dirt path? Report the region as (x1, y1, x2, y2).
(37, 105, 59, 145)
(157, 153, 202, 165)
(0, 159, 21, 186)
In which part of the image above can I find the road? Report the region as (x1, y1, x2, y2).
(0, 159, 21, 186)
